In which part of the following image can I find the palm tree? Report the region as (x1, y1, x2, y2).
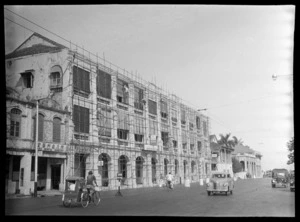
(232, 136, 243, 146)
(217, 133, 235, 149)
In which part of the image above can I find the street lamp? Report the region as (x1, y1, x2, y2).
(272, 74, 293, 81)
(34, 99, 39, 197)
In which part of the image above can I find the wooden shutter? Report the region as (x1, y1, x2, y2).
(38, 114, 44, 141)
(53, 117, 61, 142)
(73, 105, 79, 132)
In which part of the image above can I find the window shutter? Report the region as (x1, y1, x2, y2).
(38, 114, 44, 141)
(53, 117, 61, 142)
(73, 105, 79, 132)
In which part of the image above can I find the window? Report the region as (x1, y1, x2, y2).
(117, 129, 129, 140)
(203, 121, 208, 136)
(189, 123, 194, 131)
(172, 127, 178, 148)
(73, 105, 89, 134)
(33, 113, 44, 141)
(196, 116, 201, 129)
(118, 111, 129, 140)
(148, 100, 157, 115)
(149, 117, 158, 136)
(190, 144, 195, 154)
(181, 108, 186, 124)
(53, 117, 61, 142)
(171, 109, 177, 122)
(161, 132, 169, 146)
(10, 108, 21, 137)
(182, 130, 187, 152)
(160, 100, 168, 119)
(50, 66, 62, 88)
(21, 72, 34, 88)
(98, 108, 112, 137)
(117, 79, 129, 104)
(97, 69, 111, 99)
(197, 141, 202, 152)
(73, 66, 90, 93)
(134, 87, 144, 110)
(134, 115, 144, 142)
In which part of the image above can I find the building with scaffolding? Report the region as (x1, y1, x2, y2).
(6, 33, 212, 195)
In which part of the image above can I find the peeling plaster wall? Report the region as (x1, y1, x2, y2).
(6, 49, 70, 108)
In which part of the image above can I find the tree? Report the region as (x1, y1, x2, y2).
(218, 133, 235, 149)
(232, 136, 243, 146)
(232, 157, 243, 173)
(287, 137, 294, 165)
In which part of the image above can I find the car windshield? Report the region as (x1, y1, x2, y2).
(212, 174, 226, 178)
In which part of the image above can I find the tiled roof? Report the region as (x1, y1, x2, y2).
(232, 144, 255, 154)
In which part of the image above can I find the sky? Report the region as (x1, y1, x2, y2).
(4, 5, 295, 171)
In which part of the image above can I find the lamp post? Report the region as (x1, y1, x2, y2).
(272, 74, 293, 81)
(34, 100, 39, 197)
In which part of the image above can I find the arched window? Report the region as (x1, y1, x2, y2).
(10, 108, 22, 137)
(118, 155, 128, 185)
(175, 159, 179, 175)
(99, 153, 110, 187)
(151, 158, 157, 183)
(53, 117, 61, 142)
(164, 159, 169, 176)
(191, 161, 196, 174)
(34, 113, 44, 141)
(50, 66, 62, 88)
(136, 157, 144, 184)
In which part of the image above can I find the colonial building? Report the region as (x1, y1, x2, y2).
(6, 32, 211, 195)
(231, 144, 263, 178)
(209, 135, 234, 176)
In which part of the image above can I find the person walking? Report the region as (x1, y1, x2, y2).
(166, 172, 174, 189)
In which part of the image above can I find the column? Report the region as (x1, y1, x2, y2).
(19, 154, 31, 195)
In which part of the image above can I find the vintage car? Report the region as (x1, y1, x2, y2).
(271, 168, 289, 188)
(290, 171, 295, 192)
(206, 172, 234, 196)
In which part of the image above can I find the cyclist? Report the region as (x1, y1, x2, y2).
(166, 172, 174, 189)
(86, 171, 98, 202)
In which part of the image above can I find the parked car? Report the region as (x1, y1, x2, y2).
(271, 168, 289, 188)
(206, 172, 234, 196)
(290, 171, 295, 192)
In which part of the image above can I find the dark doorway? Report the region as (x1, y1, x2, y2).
(151, 158, 156, 184)
(51, 165, 61, 190)
(136, 157, 143, 184)
(118, 155, 128, 185)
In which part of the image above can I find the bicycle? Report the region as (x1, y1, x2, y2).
(165, 180, 174, 191)
(81, 185, 101, 208)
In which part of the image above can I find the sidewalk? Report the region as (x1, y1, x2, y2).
(5, 189, 63, 200)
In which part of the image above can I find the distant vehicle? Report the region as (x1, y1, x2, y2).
(206, 172, 234, 196)
(271, 168, 289, 188)
(289, 171, 295, 192)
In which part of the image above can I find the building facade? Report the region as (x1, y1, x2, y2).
(231, 144, 263, 178)
(6, 33, 211, 195)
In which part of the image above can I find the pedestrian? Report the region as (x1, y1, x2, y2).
(166, 172, 174, 189)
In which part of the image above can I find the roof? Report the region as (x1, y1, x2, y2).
(232, 144, 255, 155)
(5, 32, 67, 59)
(210, 142, 222, 152)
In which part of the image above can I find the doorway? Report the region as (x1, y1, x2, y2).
(51, 165, 61, 190)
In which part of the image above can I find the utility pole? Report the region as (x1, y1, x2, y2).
(34, 100, 39, 197)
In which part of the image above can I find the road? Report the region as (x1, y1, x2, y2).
(5, 178, 295, 216)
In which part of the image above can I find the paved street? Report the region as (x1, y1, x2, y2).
(5, 178, 295, 216)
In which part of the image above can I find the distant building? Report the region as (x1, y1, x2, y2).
(209, 135, 234, 176)
(232, 144, 263, 178)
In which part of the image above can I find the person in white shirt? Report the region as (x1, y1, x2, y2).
(166, 172, 174, 189)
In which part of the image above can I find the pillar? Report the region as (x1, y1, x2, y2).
(19, 154, 31, 195)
